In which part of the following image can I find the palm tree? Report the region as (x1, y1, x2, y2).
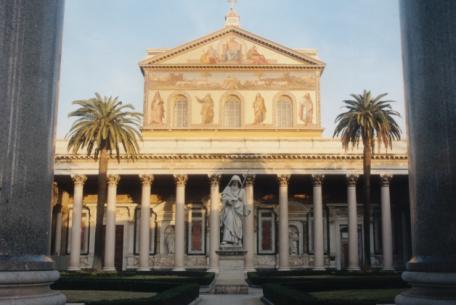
(333, 90, 401, 270)
(66, 93, 142, 271)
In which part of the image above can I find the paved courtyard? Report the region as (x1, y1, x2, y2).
(198, 288, 263, 305)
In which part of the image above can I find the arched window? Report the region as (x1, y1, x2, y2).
(276, 96, 293, 128)
(173, 96, 188, 128)
(223, 96, 241, 128)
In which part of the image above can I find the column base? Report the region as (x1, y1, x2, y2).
(208, 267, 219, 273)
(0, 256, 65, 305)
(244, 267, 255, 273)
(312, 267, 326, 271)
(137, 267, 151, 272)
(173, 267, 186, 271)
(278, 267, 290, 271)
(102, 266, 116, 272)
(395, 271, 456, 305)
(346, 266, 361, 271)
(382, 267, 395, 272)
(67, 266, 81, 271)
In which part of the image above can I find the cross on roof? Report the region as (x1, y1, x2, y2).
(228, 0, 238, 10)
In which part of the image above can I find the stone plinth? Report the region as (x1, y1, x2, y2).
(214, 247, 248, 294)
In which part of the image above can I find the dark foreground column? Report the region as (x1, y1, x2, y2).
(397, 1, 456, 304)
(0, 1, 66, 304)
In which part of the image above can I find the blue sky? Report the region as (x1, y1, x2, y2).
(58, 0, 404, 138)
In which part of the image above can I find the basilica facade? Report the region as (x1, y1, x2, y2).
(51, 9, 410, 273)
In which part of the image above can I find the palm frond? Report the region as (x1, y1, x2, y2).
(66, 93, 143, 160)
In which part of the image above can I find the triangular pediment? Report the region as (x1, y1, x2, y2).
(140, 27, 325, 68)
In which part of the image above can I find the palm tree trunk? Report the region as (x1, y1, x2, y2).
(362, 139, 372, 270)
(93, 148, 108, 271)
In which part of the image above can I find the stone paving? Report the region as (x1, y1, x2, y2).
(198, 288, 264, 305)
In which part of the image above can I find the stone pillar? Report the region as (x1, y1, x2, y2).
(278, 175, 290, 271)
(0, 2, 65, 303)
(380, 175, 393, 271)
(208, 174, 221, 273)
(173, 175, 188, 271)
(138, 175, 153, 271)
(69, 175, 87, 271)
(244, 175, 256, 272)
(397, 2, 456, 303)
(312, 174, 325, 271)
(347, 175, 360, 271)
(103, 175, 120, 271)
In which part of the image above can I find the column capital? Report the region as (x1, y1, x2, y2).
(140, 174, 154, 185)
(277, 174, 290, 186)
(380, 174, 393, 186)
(245, 175, 256, 186)
(346, 174, 359, 186)
(174, 174, 188, 186)
(107, 174, 120, 186)
(71, 174, 87, 185)
(312, 174, 325, 186)
(209, 174, 221, 186)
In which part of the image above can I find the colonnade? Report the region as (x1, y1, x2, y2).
(66, 173, 395, 271)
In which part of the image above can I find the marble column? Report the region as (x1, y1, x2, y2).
(68, 175, 87, 271)
(0, 1, 65, 303)
(312, 175, 325, 271)
(208, 175, 221, 273)
(173, 175, 188, 271)
(397, 1, 456, 304)
(244, 175, 256, 272)
(138, 175, 153, 271)
(103, 175, 120, 271)
(278, 175, 290, 271)
(380, 175, 393, 271)
(347, 175, 360, 271)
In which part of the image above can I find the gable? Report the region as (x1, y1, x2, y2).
(140, 27, 325, 67)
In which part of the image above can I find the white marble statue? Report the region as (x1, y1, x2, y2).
(220, 175, 250, 246)
(164, 225, 175, 254)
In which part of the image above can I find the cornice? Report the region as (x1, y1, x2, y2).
(55, 153, 407, 161)
(142, 64, 324, 71)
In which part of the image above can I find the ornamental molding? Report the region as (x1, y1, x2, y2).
(346, 174, 358, 186)
(245, 175, 255, 186)
(56, 153, 407, 161)
(71, 174, 87, 185)
(139, 174, 154, 185)
(143, 65, 323, 71)
(107, 174, 120, 185)
(277, 174, 290, 186)
(174, 174, 188, 186)
(380, 174, 393, 186)
(209, 174, 221, 186)
(312, 174, 325, 186)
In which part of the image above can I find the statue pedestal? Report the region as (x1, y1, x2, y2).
(213, 247, 248, 294)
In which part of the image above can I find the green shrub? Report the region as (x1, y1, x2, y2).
(83, 284, 199, 305)
(248, 271, 406, 291)
(262, 284, 397, 305)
